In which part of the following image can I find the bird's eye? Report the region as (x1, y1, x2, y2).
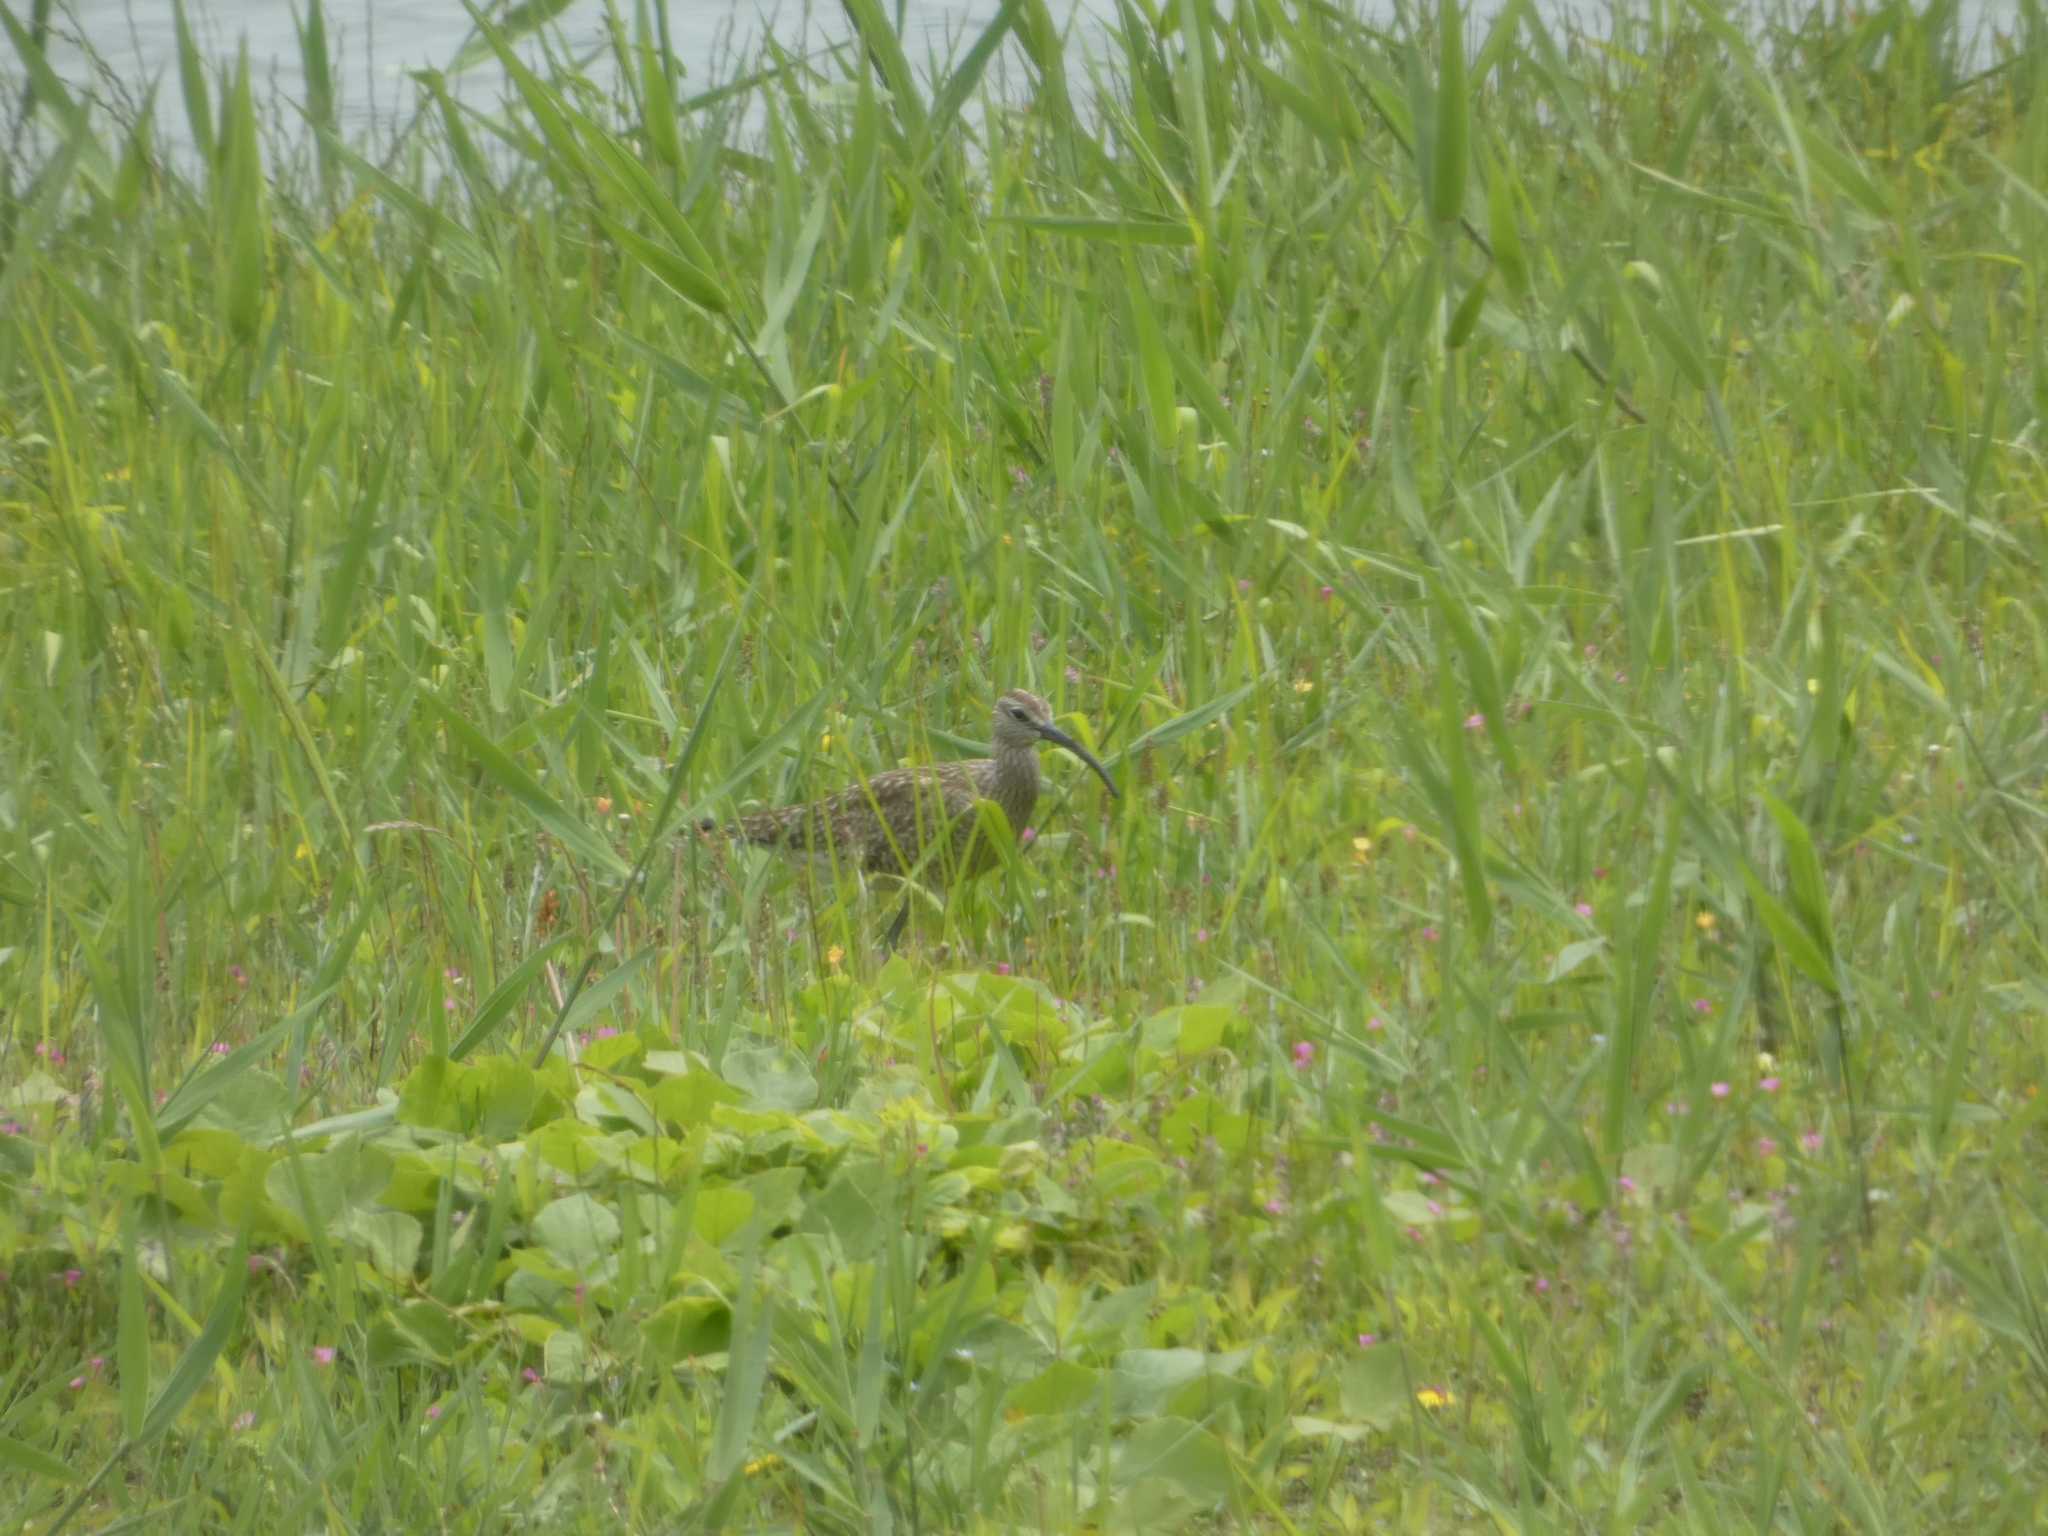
(1010, 707, 1028, 720)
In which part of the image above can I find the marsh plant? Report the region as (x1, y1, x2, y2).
(2, 0, 2046, 1528)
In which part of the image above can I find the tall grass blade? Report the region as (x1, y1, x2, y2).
(923, 0, 1023, 161)
(116, 1214, 148, 1440)
(1604, 798, 1677, 1158)
(421, 693, 632, 879)
(1430, 0, 1468, 226)
(47, 1230, 251, 1534)
(298, 0, 336, 187)
(448, 0, 580, 75)
(708, 1251, 774, 1482)
(451, 935, 574, 1059)
(170, 0, 215, 165)
(839, 0, 927, 137)
(1434, 650, 1492, 940)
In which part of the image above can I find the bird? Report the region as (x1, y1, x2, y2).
(699, 689, 1118, 946)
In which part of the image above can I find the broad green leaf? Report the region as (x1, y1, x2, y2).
(1340, 1346, 1409, 1429)
(366, 1300, 461, 1369)
(644, 1295, 733, 1362)
(1114, 1416, 1233, 1503)
(529, 1119, 626, 1179)
(1159, 1091, 1248, 1156)
(1007, 1360, 1102, 1416)
(181, 1070, 293, 1143)
(722, 1042, 819, 1112)
(810, 1162, 891, 1258)
(1383, 1189, 1451, 1226)
(338, 1209, 423, 1279)
(1112, 1346, 1214, 1409)
(693, 1186, 757, 1246)
(545, 1327, 603, 1383)
(533, 1192, 623, 1270)
(266, 1141, 393, 1237)
(1547, 938, 1607, 982)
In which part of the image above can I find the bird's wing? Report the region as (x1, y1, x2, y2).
(838, 766, 985, 873)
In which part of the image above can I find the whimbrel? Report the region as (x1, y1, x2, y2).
(701, 689, 1118, 945)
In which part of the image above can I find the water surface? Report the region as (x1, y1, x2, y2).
(38, 0, 1102, 152)
(15, 0, 2029, 160)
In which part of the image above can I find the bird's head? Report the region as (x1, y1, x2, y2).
(992, 689, 1117, 797)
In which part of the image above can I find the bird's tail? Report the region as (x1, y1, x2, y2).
(699, 808, 823, 851)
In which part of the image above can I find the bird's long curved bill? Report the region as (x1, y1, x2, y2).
(1035, 721, 1119, 798)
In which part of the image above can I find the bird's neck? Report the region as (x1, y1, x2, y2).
(987, 745, 1040, 807)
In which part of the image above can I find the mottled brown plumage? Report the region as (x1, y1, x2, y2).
(701, 690, 1117, 941)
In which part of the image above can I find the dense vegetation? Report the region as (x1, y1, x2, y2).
(3, 0, 2046, 1527)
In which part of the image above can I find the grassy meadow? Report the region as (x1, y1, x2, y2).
(4, 0, 2048, 1526)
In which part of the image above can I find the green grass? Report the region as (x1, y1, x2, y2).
(3, 0, 2048, 1526)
